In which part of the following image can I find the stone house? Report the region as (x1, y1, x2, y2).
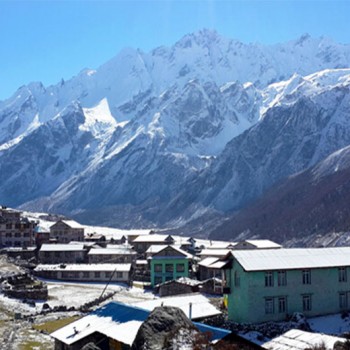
(156, 277, 201, 297)
(0, 207, 37, 248)
(50, 220, 84, 243)
(39, 243, 87, 264)
(225, 247, 350, 323)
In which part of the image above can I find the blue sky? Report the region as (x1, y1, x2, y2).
(1, 0, 349, 101)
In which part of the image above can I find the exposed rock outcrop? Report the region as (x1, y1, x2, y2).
(131, 306, 203, 350)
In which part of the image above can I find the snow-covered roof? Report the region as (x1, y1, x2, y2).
(209, 261, 229, 269)
(152, 245, 193, 259)
(241, 239, 282, 249)
(39, 244, 85, 252)
(207, 243, 237, 249)
(172, 235, 193, 246)
(51, 220, 84, 229)
(136, 260, 148, 265)
(158, 277, 202, 287)
(4, 247, 36, 252)
(35, 225, 50, 233)
(50, 302, 148, 346)
(35, 263, 131, 272)
(133, 293, 221, 320)
(106, 243, 133, 249)
(88, 248, 136, 255)
(194, 239, 234, 249)
(199, 249, 231, 257)
(50, 301, 228, 346)
(132, 234, 174, 243)
(233, 247, 350, 271)
(198, 257, 219, 268)
(198, 257, 229, 269)
(262, 329, 345, 350)
(145, 244, 168, 254)
(69, 241, 96, 247)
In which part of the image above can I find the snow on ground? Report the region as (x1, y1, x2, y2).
(22, 209, 152, 240)
(309, 313, 350, 335)
(0, 277, 156, 350)
(0, 254, 23, 277)
(35, 279, 156, 310)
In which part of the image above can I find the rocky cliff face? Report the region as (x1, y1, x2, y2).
(209, 145, 350, 246)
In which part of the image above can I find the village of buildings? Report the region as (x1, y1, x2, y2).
(1, 205, 350, 350)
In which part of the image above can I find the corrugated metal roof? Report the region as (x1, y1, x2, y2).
(233, 247, 350, 271)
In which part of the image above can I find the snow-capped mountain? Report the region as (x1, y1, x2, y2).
(209, 144, 350, 246)
(1, 30, 350, 238)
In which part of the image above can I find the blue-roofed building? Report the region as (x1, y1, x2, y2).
(51, 301, 230, 350)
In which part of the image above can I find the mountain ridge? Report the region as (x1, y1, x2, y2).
(1, 30, 350, 243)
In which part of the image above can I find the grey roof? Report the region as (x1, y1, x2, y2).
(233, 247, 350, 271)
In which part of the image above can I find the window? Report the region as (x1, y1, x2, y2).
(5, 232, 11, 237)
(83, 271, 89, 278)
(165, 264, 173, 273)
(116, 272, 123, 278)
(278, 271, 287, 286)
(105, 272, 112, 278)
(278, 297, 287, 313)
(339, 292, 348, 309)
(94, 272, 101, 278)
(176, 264, 185, 272)
(265, 271, 274, 287)
(302, 295, 312, 311)
(302, 269, 311, 285)
(265, 298, 274, 314)
(154, 264, 162, 272)
(15, 232, 21, 237)
(165, 275, 173, 281)
(339, 267, 347, 283)
(6, 223, 12, 229)
(234, 271, 240, 287)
